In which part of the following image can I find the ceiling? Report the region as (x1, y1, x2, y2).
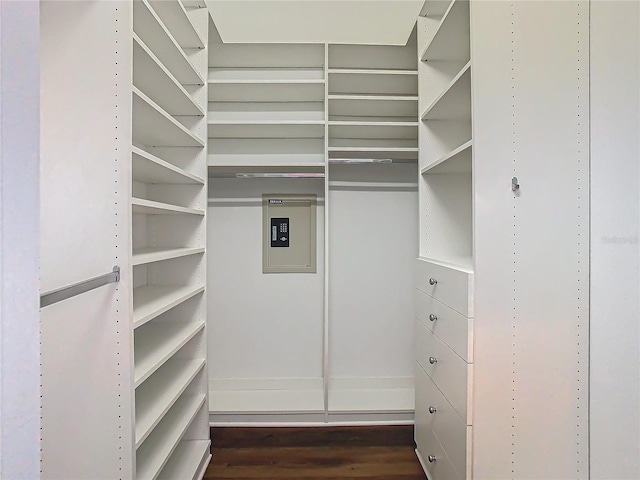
(205, 1, 424, 45)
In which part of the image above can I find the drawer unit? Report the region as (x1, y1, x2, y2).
(416, 321, 472, 424)
(416, 362, 470, 478)
(415, 418, 462, 480)
(415, 258, 474, 317)
(415, 289, 474, 362)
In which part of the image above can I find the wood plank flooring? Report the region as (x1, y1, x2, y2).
(205, 426, 427, 480)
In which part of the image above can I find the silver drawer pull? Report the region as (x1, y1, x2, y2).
(428, 455, 437, 463)
(429, 357, 438, 365)
(429, 278, 437, 286)
(428, 406, 437, 414)
(429, 314, 437, 322)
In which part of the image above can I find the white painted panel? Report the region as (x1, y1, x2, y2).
(328, 164, 417, 380)
(207, 178, 324, 380)
(40, 2, 133, 478)
(473, 2, 589, 478)
(590, 2, 640, 479)
(206, 1, 423, 45)
(0, 1, 41, 477)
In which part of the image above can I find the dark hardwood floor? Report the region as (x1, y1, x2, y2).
(205, 425, 427, 480)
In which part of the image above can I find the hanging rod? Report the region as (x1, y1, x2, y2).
(328, 158, 393, 164)
(40, 266, 121, 308)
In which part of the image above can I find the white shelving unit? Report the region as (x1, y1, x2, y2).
(132, 0, 210, 478)
(208, 30, 326, 171)
(206, 25, 419, 423)
(415, 1, 590, 479)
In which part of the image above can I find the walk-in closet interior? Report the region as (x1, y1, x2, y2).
(13, 0, 636, 479)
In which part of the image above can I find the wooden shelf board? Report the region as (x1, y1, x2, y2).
(136, 358, 205, 448)
(209, 388, 325, 414)
(132, 198, 205, 216)
(421, 140, 472, 174)
(133, 0, 203, 85)
(420, 0, 470, 62)
(135, 394, 206, 480)
(208, 123, 325, 139)
(157, 440, 211, 480)
(132, 247, 205, 266)
(133, 284, 205, 329)
(149, 0, 205, 49)
(133, 88, 205, 148)
(328, 147, 418, 161)
(133, 34, 204, 117)
(420, 62, 471, 121)
(132, 146, 205, 185)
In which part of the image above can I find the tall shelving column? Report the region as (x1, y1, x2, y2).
(131, 1, 210, 478)
(207, 34, 327, 421)
(326, 32, 419, 420)
(414, 0, 474, 478)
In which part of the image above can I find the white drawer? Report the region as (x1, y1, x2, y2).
(415, 289, 474, 362)
(415, 258, 473, 317)
(415, 419, 462, 480)
(416, 321, 472, 424)
(416, 362, 470, 478)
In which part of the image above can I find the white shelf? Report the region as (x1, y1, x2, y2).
(208, 153, 325, 167)
(421, 62, 471, 120)
(329, 121, 418, 127)
(209, 82, 325, 103)
(133, 34, 204, 117)
(328, 94, 418, 101)
(136, 358, 205, 448)
(421, 140, 472, 174)
(328, 147, 418, 161)
(208, 112, 324, 123)
(418, 255, 474, 274)
(133, 0, 203, 85)
(148, 0, 205, 49)
(328, 68, 418, 76)
(133, 88, 204, 148)
(135, 394, 206, 480)
(135, 320, 205, 386)
(133, 247, 205, 266)
(132, 198, 205, 216)
(133, 284, 205, 329)
(209, 68, 324, 82)
(181, 0, 206, 7)
(132, 147, 205, 185)
(157, 440, 210, 480)
(420, 0, 470, 62)
(328, 387, 415, 413)
(209, 388, 325, 414)
(209, 79, 324, 85)
(329, 123, 418, 141)
(208, 122, 325, 139)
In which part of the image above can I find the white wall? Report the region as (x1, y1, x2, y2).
(206, 0, 423, 45)
(590, 2, 640, 478)
(0, 1, 41, 477)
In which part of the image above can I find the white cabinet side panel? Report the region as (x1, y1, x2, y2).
(473, 2, 589, 478)
(0, 1, 41, 478)
(329, 187, 418, 379)
(40, 2, 133, 478)
(590, 2, 640, 479)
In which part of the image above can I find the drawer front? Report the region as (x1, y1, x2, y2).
(416, 321, 471, 424)
(415, 419, 463, 480)
(416, 362, 470, 477)
(415, 289, 473, 362)
(415, 258, 473, 317)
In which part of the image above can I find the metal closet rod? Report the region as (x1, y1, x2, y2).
(235, 173, 325, 179)
(40, 266, 121, 308)
(328, 158, 393, 164)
